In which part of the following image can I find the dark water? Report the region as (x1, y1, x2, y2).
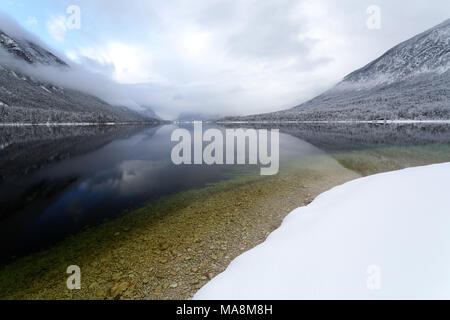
(1, 122, 450, 264)
(0, 123, 319, 264)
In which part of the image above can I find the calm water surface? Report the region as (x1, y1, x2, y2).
(1, 123, 450, 264)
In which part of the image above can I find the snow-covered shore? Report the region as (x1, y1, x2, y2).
(217, 120, 450, 125)
(0, 122, 150, 127)
(195, 163, 450, 300)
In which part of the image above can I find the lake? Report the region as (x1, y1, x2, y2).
(1, 122, 450, 265)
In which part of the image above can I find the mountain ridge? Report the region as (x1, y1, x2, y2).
(0, 27, 158, 124)
(0, 29, 68, 67)
(225, 18, 450, 122)
(343, 18, 450, 85)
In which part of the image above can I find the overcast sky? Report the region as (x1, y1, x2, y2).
(1, 0, 449, 119)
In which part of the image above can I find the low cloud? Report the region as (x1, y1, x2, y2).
(0, 47, 139, 109)
(46, 15, 67, 43)
(2, 1, 450, 119)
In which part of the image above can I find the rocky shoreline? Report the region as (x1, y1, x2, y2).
(1, 142, 449, 300)
(0, 157, 359, 300)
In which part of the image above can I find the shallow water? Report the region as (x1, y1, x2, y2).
(1, 123, 450, 264)
(0, 123, 321, 263)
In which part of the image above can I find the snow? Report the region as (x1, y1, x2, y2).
(0, 33, 16, 46)
(229, 19, 450, 122)
(0, 143, 10, 150)
(40, 85, 52, 94)
(0, 122, 128, 127)
(218, 120, 450, 125)
(345, 20, 450, 84)
(195, 163, 450, 300)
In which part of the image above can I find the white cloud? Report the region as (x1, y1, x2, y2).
(7, 0, 450, 119)
(106, 43, 155, 83)
(181, 30, 211, 58)
(46, 15, 67, 43)
(66, 42, 164, 84)
(25, 16, 38, 27)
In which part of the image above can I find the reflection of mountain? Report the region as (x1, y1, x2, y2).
(0, 125, 157, 182)
(275, 123, 450, 177)
(221, 123, 450, 151)
(274, 123, 450, 152)
(226, 19, 450, 121)
(176, 112, 221, 121)
(220, 123, 450, 176)
(138, 107, 163, 120)
(0, 124, 159, 224)
(0, 28, 159, 124)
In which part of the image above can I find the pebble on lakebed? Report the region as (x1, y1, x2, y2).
(0, 165, 360, 300)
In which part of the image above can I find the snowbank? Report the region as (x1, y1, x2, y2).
(195, 163, 450, 300)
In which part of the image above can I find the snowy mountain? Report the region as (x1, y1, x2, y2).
(0, 30, 67, 67)
(344, 19, 450, 84)
(226, 19, 450, 122)
(0, 29, 158, 124)
(138, 107, 163, 121)
(176, 112, 221, 121)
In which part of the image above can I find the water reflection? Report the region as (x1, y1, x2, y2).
(1, 123, 450, 263)
(0, 124, 277, 262)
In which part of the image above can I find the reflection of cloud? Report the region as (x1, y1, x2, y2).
(80, 160, 166, 196)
